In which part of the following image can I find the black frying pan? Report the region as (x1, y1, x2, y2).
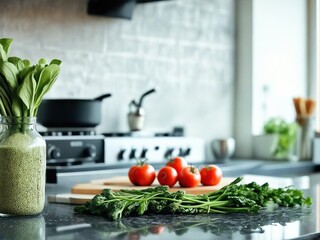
(37, 93, 112, 128)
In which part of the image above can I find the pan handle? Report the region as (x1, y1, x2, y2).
(94, 93, 112, 101)
(137, 88, 156, 108)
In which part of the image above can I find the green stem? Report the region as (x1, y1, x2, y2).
(180, 200, 230, 209)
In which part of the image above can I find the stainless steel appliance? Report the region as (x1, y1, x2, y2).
(44, 130, 205, 183)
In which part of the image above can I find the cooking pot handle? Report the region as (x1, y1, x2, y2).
(94, 93, 112, 101)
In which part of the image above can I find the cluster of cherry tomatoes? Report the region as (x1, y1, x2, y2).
(128, 156, 223, 188)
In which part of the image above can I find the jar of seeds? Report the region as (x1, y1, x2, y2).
(0, 117, 46, 215)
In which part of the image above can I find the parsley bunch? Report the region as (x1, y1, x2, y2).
(74, 177, 312, 221)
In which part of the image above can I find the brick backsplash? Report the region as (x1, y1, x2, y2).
(1, 0, 235, 158)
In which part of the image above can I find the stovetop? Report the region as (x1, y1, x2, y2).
(41, 127, 184, 138)
(103, 131, 182, 137)
(40, 129, 96, 137)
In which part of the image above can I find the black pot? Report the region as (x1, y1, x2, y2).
(37, 93, 112, 128)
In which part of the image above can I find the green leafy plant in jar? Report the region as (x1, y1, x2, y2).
(0, 38, 61, 215)
(263, 118, 298, 159)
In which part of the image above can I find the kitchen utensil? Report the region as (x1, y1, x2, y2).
(87, 0, 136, 20)
(211, 138, 235, 162)
(296, 117, 314, 160)
(128, 88, 156, 131)
(293, 97, 316, 119)
(293, 97, 316, 160)
(37, 93, 112, 128)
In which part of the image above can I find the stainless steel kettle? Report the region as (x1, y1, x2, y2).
(127, 88, 156, 131)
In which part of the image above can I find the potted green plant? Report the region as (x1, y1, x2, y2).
(252, 118, 298, 160)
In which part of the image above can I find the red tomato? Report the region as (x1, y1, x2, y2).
(128, 165, 139, 185)
(200, 165, 223, 186)
(128, 231, 140, 240)
(128, 162, 156, 186)
(178, 166, 201, 188)
(149, 225, 165, 234)
(166, 156, 188, 176)
(157, 166, 178, 187)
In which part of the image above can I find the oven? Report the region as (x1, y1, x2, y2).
(43, 130, 205, 184)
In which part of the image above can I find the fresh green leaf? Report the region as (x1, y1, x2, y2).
(16, 59, 26, 73)
(8, 57, 21, 66)
(38, 58, 46, 65)
(0, 87, 12, 116)
(19, 65, 35, 84)
(0, 38, 13, 54)
(17, 70, 36, 116)
(0, 61, 19, 91)
(32, 58, 48, 82)
(11, 97, 22, 116)
(0, 98, 8, 116)
(50, 59, 62, 65)
(0, 38, 61, 117)
(0, 45, 7, 62)
(33, 64, 60, 109)
(22, 59, 31, 68)
(33, 64, 45, 83)
(0, 75, 10, 97)
(0, 83, 11, 107)
(4, 70, 23, 117)
(8, 57, 25, 71)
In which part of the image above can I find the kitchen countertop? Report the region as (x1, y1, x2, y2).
(1, 163, 320, 240)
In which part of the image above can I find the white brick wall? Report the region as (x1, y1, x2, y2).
(1, 0, 235, 159)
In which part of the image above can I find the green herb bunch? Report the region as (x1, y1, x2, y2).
(0, 38, 61, 117)
(74, 177, 312, 221)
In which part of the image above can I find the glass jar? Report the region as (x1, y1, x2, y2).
(0, 117, 46, 215)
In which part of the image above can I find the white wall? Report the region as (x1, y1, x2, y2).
(0, 0, 236, 160)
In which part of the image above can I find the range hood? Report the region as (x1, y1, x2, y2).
(87, 0, 172, 20)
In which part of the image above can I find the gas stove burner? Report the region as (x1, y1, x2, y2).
(40, 128, 96, 137)
(103, 131, 171, 137)
(103, 132, 131, 137)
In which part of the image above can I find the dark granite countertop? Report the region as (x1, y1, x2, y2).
(1, 162, 320, 240)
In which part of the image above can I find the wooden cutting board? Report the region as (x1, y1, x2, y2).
(48, 193, 94, 205)
(71, 176, 235, 195)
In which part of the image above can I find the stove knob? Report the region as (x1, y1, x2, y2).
(48, 146, 61, 159)
(140, 148, 148, 159)
(184, 148, 191, 156)
(129, 149, 137, 160)
(179, 147, 191, 157)
(165, 148, 181, 158)
(164, 148, 174, 159)
(117, 149, 126, 161)
(84, 145, 97, 158)
(184, 147, 191, 156)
